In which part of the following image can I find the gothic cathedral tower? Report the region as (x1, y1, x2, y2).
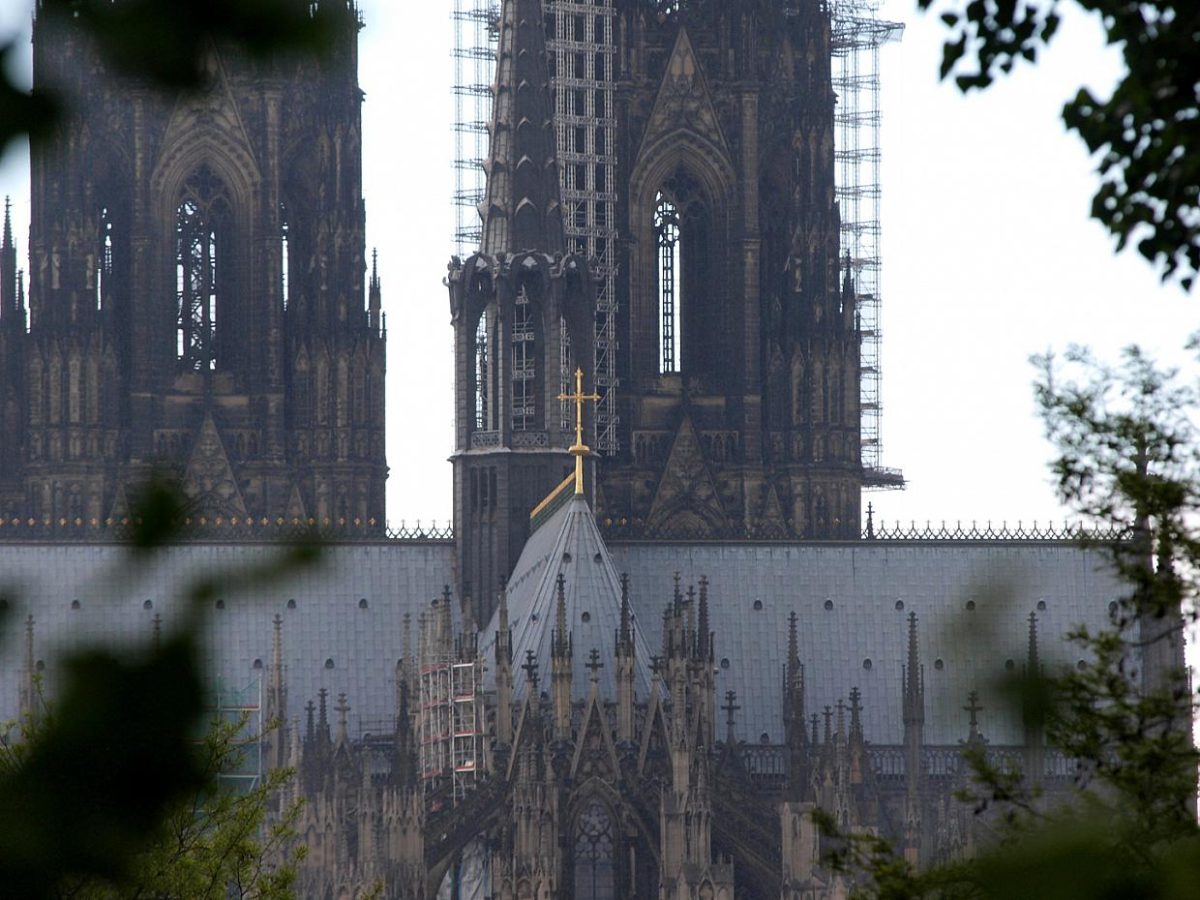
(451, 0, 862, 611)
(601, 0, 862, 540)
(0, 0, 387, 529)
(448, 0, 596, 621)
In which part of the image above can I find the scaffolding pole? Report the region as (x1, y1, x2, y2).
(830, 0, 904, 488)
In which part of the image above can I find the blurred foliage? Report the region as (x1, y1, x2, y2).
(0, 0, 343, 156)
(817, 341, 1200, 898)
(0, 477, 317, 898)
(917, 0, 1199, 290)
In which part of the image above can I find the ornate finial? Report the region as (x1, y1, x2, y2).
(1027, 610, 1040, 673)
(557, 368, 600, 494)
(650, 654, 664, 677)
(521, 649, 540, 687)
(335, 692, 350, 730)
(865, 502, 875, 539)
(722, 689, 740, 743)
(586, 647, 604, 682)
(849, 687, 863, 732)
(554, 572, 569, 657)
(965, 690, 982, 727)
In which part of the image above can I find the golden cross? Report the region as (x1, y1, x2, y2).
(557, 367, 600, 494)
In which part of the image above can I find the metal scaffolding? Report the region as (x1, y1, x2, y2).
(830, 0, 904, 486)
(451, 0, 495, 253)
(452, 0, 619, 455)
(547, 0, 619, 455)
(209, 676, 264, 792)
(417, 599, 483, 803)
(453, 0, 902, 472)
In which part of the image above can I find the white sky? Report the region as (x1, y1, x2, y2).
(0, 0, 1193, 532)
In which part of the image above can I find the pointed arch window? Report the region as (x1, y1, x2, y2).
(96, 205, 114, 311)
(511, 284, 539, 431)
(574, 799, 615, 900)
(279, 202, 290, 311)
(176, 165, 230, 371)
(475, 313, 490, 430)
(655, 192, 681, 373)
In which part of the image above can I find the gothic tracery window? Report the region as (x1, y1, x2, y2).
(655, 192, 681, 374)
(511, 284, 539, 431)
(573, 799, 615, 900)
(280, 202, 290, 311)
(175, 165, 229, 371)
(96, 205, 114, 311)
(475, 313, 490, 430)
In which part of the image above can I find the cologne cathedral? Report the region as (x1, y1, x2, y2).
(0, 1, 1175, 899)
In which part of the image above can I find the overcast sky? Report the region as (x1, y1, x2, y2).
(0, 0, 1193, 532)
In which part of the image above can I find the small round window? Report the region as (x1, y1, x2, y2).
(823, 599, 834, 611)
(863, 658, 873, 670)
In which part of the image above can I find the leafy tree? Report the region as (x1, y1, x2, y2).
(917, 0, 1200, 289)
(818, 343, 1200, 898)
(0, 479, 317, 898)
(0, 0, 340, 155)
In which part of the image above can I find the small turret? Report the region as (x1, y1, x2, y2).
(551, 573, 572, 742)
(901, 612, 924, 865)
(496, 584, 514, 746)
(368, 248, 381, 333)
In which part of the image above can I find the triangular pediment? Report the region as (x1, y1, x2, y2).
(182, 411, 249, 519)
(646, 416, 728, 537)
(638, 27, 731, 162)
(571, 689, 620, 780)
(759, 482, 789, 538)
(285, 482, 309, 522)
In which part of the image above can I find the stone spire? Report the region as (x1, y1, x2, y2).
(368, 248, 381, 333)
(19, 614, 38, 725)
(1024, 611, 1044, 788)
(901, 611, 924, 866)
(266, 613, 288, 770)
(496, 584, 514, 746)
(1, 197, 16, 323)
(615, 572, 635, 743)
(480, 0, 564, 255)
(551, 572, 572, 741)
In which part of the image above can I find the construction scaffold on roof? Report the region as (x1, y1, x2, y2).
(453, 0, 902, 477)
(416, 596, 483, 804)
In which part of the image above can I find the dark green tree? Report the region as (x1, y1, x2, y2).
(819, 343, 1200, 898)
(0, 480, 317, 898)
(919, 0, 1200, 289)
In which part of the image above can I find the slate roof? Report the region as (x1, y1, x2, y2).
(0, 542, 455, 739)
(608, 541, 1126, 746)
(480, 494, 656, 701)
(0, 537, 1128, 750)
